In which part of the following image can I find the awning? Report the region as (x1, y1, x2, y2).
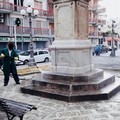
(106, 37, 120, 41)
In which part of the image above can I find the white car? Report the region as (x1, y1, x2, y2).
(108, 45, 117, 51)
(16, 49, 51, 65)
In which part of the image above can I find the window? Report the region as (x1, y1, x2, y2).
(0, 14, 5, 24)
(20, 51, 30, 56)
(44, 51, 48, 54)
(39, 51, 44, 55)
(14, 0, 23, 6)
(14, 0, 24, 11)
(34, 52, 37, 56)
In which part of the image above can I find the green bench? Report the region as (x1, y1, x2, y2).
(0, 98, 37, 120)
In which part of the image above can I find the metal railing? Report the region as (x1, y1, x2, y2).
(0, 1, 13, 12)
(0, 1, 54, 16)
(0, 25, 54, 36)
(0, 25, 9, 33)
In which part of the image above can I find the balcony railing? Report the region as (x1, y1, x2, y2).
(0, 1, 53, 16)
(89, 19, 98, 25)
(0, 25, 9, 33)
(12, 4, 53, 17)
(98, 19, 106, 25)
(89, 32, 98, 36)
(0, 1, 13, 13)
(0, 25, 54, 36)
(89, 5, 98, 11)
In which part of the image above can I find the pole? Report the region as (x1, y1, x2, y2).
(14, 25, 17, 49)
(28, 14, 36, 66)
(21, 19, 24, 51)
(110, 21, 116, 57)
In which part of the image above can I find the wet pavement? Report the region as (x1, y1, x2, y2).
(0, 50, 120, 119)
(93, 49, 120, 70)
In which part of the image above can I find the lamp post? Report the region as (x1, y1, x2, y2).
(110, 20, 116, 57)
(20, 2, 39, 66)
(21, 18, 24, 51)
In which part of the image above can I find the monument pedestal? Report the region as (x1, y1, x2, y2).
(50, 40, 94, 74)
(21, 69, 120, 102)
(21, 0, 120, 102)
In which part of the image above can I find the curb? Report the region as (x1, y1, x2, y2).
(96, 67, 120, 71)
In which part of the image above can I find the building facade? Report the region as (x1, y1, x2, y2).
(88, 0, 106, 46)
(0, 0, 54, 51)
(0, 0, 107, 50)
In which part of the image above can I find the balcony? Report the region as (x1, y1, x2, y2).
(12, 5, 53, 17)
(0, 25, 54, 37)
(98, 8, 106, 14)
(0, 25, 9, 33)
(0, 1, 13, 13)
(0, 1, 54, 17)
(89, 5, 98, 12)
(98, 19, 106, 25)
(89, 19, 98, 26)
(89, 32, 101, 39)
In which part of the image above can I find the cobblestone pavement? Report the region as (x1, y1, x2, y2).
(0, 73, 120, 120)
(1, 50, 120, 120)
(93, 49, 120, 70)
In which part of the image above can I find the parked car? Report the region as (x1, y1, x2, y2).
(16, 49, 51, 65)
(100, 45, 109, 53)
(14, 49, 21, 55)
(108, 45, 117, 51)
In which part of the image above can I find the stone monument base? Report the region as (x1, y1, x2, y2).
(50, 40, 94, 75)
(21, 69, 120, 102)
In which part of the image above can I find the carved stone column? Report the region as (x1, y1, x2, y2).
(50, 0, 94, 74)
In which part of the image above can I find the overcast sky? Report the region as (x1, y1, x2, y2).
(100, 0, 120, 20)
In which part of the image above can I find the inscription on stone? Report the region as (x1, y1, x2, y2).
(57, 51, 69, 66)
(82, 50, 90, 65)
(57, 4, 73, 38)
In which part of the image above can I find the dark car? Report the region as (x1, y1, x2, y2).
(100, 45, 109, 53)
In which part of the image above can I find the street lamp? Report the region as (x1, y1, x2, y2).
(109, 20, 116, 57)
(20, 2, 39, 66)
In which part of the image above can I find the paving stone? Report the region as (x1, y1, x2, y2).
(0, 112, 7, 120)
(0, 61, 120, 120)
(92, 113, 109, 119)
(110, 112, 120, 117)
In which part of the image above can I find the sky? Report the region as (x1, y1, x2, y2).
(100, 0, 120, 20)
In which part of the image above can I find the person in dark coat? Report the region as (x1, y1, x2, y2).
(0, 42, 20, 86)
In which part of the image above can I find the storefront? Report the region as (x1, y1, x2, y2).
(106, 37, 120, 48)
(0, 37, 53, 51)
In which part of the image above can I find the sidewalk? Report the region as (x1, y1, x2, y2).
(93, 49, 120, 70)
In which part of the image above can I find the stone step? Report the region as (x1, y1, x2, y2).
(32, 72, 115, 91)
(21, 77, 120, 102)
(41, 69, 104, 82)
